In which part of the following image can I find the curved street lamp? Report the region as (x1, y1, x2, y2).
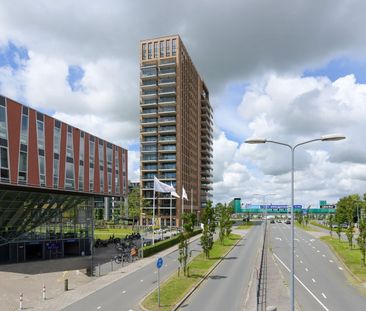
(245, 133, 345, 311)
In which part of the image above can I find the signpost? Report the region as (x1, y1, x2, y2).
(156, 257, 163, 307)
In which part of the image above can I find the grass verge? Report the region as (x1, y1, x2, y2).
(141, 233, 241, 311)
(236, 222, 254, 230)
(295, 222, 319, 232)
(94, 227, 133, 239)
(321, 236, 366, 282)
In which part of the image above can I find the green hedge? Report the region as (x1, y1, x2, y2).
(143, 229, 202, 257)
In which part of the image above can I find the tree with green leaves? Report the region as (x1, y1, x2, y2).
(296, 211, 303, 225)
(357, 215, 366, 266)
(200, 201, 216, 258)
(328, 214, 334, 236)
(216, 203, 232, 245)
(178, 212, 196, 276)
(127, 188, 150, 230)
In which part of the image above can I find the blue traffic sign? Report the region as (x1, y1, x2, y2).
(156, 257, 163, 269)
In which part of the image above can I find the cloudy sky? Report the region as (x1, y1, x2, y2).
(1, 0, 366, 207)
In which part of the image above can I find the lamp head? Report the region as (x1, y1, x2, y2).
(321, 133, 346, 142)
(245, 137, 267, 144)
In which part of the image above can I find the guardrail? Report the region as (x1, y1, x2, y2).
(257, 221, 268, 311)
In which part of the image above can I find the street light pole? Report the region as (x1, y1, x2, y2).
(245, 133, 345, 311)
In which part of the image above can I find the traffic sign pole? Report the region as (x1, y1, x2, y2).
(156, 257, 163, 307)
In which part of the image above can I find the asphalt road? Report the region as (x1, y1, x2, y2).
(63, 236, 203, 311)
(270, 222, 366, 311)
(179, 222, 263, 311)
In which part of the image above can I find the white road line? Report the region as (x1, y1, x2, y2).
(140, 279, 144, 282)
(97, 307, 102, 310)
(122, 290, 126, 294)
(322, 254, 326, 257)
(312, 278, 316, 283)
(329, 260, 333, 263)
(322, 293, 327, 299)
(300, 260, 303, 264)
(312, 246, 316, 249)
(338, 267, 343, 271)
(317, 250, 320, 253)
(273, 253, 330, 311)
(296, 255, 299, 258)
(305, 268, 309, 272)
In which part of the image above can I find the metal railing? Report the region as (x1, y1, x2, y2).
(257, 221, 268, 311)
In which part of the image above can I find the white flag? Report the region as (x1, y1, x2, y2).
(154, 176, 175, 193)
(182, 187, 188, 200)
(170, 182, 180, 198)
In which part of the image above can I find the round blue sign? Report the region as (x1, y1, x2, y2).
(156, 257, 163, 269)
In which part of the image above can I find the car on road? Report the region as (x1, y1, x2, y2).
(285, 219, 291, 224)
(270, 219, 275, 224)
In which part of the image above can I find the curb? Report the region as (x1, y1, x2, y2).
(321, 236, 364, 284)
(172, 235, 243, 311)
(138, 234, 244, 311)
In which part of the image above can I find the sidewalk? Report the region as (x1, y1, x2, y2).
(6, 234, 201, 311)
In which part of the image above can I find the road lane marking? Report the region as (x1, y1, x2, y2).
(140, 279, 144, 282)
(97, 307, 101, 310)
(300, 260, 303, 264)
(273, 253, 330, 311)
(329, 260, 333, 263)
(322, 254, 326, 257)
(305, 268, 309, 272)
(122, 290, 126, 294)
(338, 267, 343, 271)
(312, 278, 316, 283)
(310, 239, 315, 242)
(322, 293, 327, 299)
(296, 255, 299, 258)
(312, 246, 316, 249)
(275, 237, 282, 241)
(317, 250, 320, 253)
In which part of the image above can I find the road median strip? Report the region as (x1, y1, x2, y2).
(139, 233, 242, 311)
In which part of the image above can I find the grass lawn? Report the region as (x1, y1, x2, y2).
(94, 227, 133, 239)
(236, 222, 254, 230)
(295, 222, 319, 232)
(141, 233, 241, 311)
(321, 236, 366, 282)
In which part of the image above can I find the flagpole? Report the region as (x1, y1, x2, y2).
(170, 193, 172, 234)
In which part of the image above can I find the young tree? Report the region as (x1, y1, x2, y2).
(225, 204, 234, 237)
(127, 188, 150, 230)
(216, 203, 232, 245)
(200, 201, 216, 258)
(296, 211, 303, 225)
(178, 212, 196, 276)
(357, 216, 366, 266)
(328, 214, 334, 237)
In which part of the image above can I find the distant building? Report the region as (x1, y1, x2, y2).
(128, 180, 140, 193)
(0, 95, 128, 263)
(139, 35, 213, 226)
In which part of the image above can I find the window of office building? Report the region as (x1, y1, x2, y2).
(115, 146, 120, 193)
(166, 40, 170, 57)
(107, 144, 112, 193)
(148, 42, 152, 59)
(18, 106, 28, 184)
(53, 120, 61, 187)
(98, 140, 104, 192)
(0, 98, 9, 182)
(142, 43, 147, 60)
(79, 131, 84, 191)
(172, 38, 176, 56)
(89, 137, 95, 192)
(154, 42, 158, 58)
(160, 41, 164, 57)
(65, 126, 74, 190)
(36, 113, 46, 186)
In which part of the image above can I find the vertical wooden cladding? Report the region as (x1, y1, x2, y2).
(27, 109, 39, 186)
(6, 99, 21, 184)
(58, 122, 67, 189)
(72, 128, 80, 191)
(44, 116, 54, 188)
(84, 133, 90, 192)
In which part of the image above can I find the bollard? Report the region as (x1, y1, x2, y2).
(19, 293, 23, 310)
(64, 279, 68, 291)
(42, 284, 46, 300)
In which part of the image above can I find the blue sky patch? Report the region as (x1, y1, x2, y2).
(303, 57, 366, 83)
(67, 65, 85, 91)
(0, 41, 29, 70)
